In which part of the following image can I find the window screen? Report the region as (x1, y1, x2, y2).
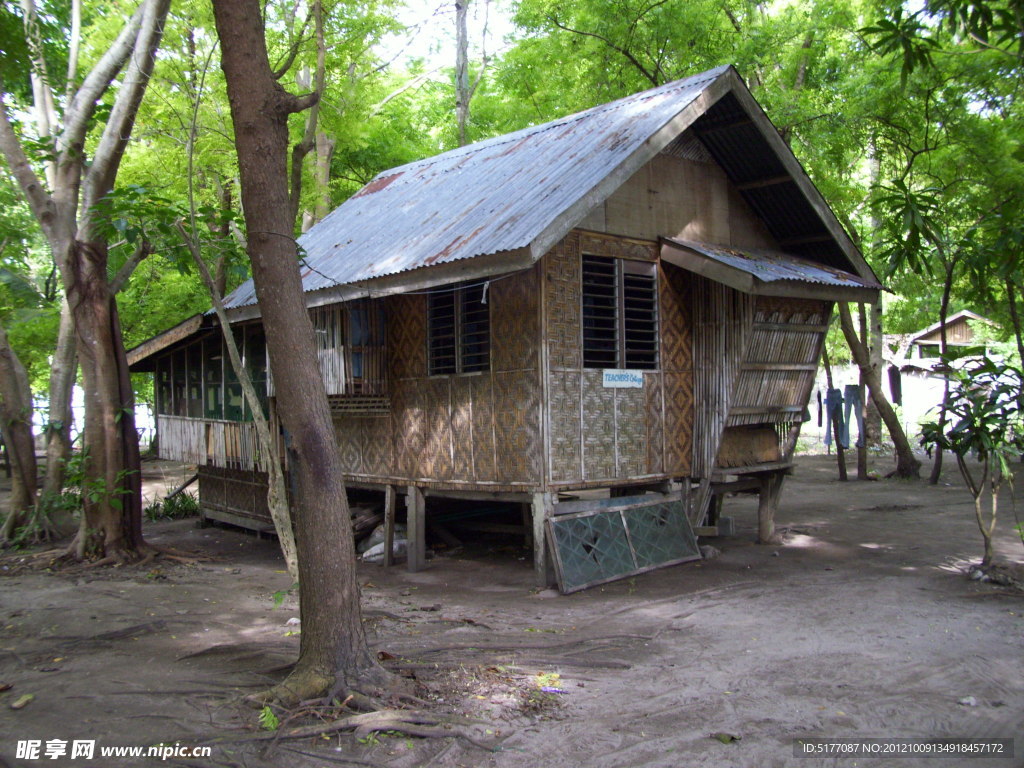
(582, 256, 658, 370)
(428, 281, 490, 375)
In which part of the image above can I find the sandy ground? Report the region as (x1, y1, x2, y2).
(1, 453, 1022, 768)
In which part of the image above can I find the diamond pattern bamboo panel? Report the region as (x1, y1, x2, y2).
(545, 238, 582, 370)
(388, 293, 426, 380)
(451, 376, 475, 480)
(645, 372, 665, 475)
(582, 370, 616, 480)
(660, 264, 692, 372)
(616, 385, 646, 477)
(492, 268, 539, 373)
(548, 497, 700, 593)
(549, 370, 582, 482)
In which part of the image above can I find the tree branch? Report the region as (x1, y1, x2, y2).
(61, 4, 145, 156)
(0, 93, 56, 235)
(82, 0, 172, 224)
(547, 15, 660, 86)
(108, 241, 152, 294)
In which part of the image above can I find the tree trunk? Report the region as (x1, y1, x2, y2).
(178, 222, 299, 583)
(65, 241, 144, 561)
(212, 0, 386, 704)
(856, 303, 869, 479)
(0, 320, 39, 542)
(839, 302, 921, 478)
(455, 0, 471, 146)
(929, 260, 956, 485)
(865, 299, 883, 448)
(42, 297, 76, 503)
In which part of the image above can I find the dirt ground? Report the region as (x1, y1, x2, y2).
(1, 453, 1022, 768)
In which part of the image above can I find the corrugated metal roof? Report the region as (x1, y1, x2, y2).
(665, 239, 881, 289)
(222, 66, 732, 309)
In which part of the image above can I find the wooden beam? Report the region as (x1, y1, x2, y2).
(777, 233, 835, 247)
(736, 175, 792, 191)
(405, 485, 426, 572)
(757, 472, 786, 544)
(531, 492, 555, 588)
(753, 321, 829, 333)
(740, 362, 818, 372)
(383, 484, 396, 568)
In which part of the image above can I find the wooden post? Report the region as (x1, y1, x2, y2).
(406, 485, 425, 572)
(383, 485, 396, 567)
(531, 492, 555, 588)
(756, 472, 784, 544)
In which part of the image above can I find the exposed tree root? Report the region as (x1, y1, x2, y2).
(210, 709, 499, 752)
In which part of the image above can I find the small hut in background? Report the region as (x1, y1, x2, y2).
(129, 65, 880, 592)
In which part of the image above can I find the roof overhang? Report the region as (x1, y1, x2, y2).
(223, 246, 535, 323)
(660, 238, 881, 303)
(127, 314, 209, 371)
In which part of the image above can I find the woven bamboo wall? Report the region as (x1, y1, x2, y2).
(543, 231, 692, 486)
(199, 466, 272, 525)
(332, 269, 543, 489)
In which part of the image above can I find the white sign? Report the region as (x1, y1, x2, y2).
(602, 369, 644, 388)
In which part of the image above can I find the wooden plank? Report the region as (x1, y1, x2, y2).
(383, 484, 396, 568)
(531, 492, 555, 588)
(751, 321, 829, 333)
(405, 485, 426, 572)
(711, 460, 794, 480)
(740, 363, 818, 372)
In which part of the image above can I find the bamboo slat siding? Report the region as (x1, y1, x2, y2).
(691, 275, 755, 478)
(158, 414, 268, 472)
(726, 298, 828, 428)
(268, 302, 386, 398)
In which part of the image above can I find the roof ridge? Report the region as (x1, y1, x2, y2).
(365, 65, 731, 181)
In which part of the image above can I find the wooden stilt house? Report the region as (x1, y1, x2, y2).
(129, 65, 880, 592)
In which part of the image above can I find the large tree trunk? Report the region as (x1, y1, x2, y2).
(42, 297, 76, 502)
(212, 0, 386, 705)
(0, 0, 170, 562)
(66, 241, 144, 561)
(0, 320, 39, 542)
(839, 302, 921, 479)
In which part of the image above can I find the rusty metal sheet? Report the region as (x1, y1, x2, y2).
(664, 238, 880, 289)
(222, 67, 732, 310)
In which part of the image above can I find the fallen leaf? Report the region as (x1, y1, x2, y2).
(710, 732, 741, 744)
(10, 694, 34, 710)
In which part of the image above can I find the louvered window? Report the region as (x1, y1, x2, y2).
(582, 256, 658, 369)
(428, 281, 490, 375)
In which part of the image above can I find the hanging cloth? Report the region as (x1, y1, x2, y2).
(843, 384, 863, 449)
(823, 388, 847, 449)
(888, 365, 903, 406)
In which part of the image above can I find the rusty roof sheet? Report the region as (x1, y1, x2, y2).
(222, 66, 732, 309)
(665, 239, 881, 289)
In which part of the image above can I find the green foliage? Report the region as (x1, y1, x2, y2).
(920, 356, 1023, 469)
(257, 706, 279, 731)
(143, 492, 200, 522)
(920, 355, 1023, 564)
